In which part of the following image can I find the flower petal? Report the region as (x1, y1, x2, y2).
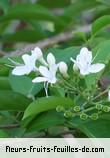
(88, 63, 105, 73)
(39, 66, 50, 78)
(12, 65, 31, 76)
(47, 53, 56, 65)
(32, 77, 47, 83)
(77, 47, 92, 68)
(80, 69, 90, 75)
(22, 54, 31, 65)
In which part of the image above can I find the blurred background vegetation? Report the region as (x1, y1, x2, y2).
(0, 0, 109, 55)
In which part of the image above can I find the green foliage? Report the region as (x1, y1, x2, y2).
(0, 90, 31, 111)
(0, 0, 110, 138)
(70, 114, 110, 137)
(27, 111, 65, 132)
(37, 0, 71, 8)
(0, 4, 56, 22)
(23, 96, 73, 119)
(9, 74, 43, 97)
(0, 0, 9, 13)
(92, 15, 110, 36)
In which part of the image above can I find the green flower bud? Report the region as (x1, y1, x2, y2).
(95, 104, 102, 110)
(90, 113, 98, 120)
(80, 113, 88, 120)
(56, 106, 65, 112)
(64, 111, 73, 118)
(73, 106, 81, 112)
(102, 106, 110, 112)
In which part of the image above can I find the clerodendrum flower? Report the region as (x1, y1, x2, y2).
(70, 47, 105, 75)
(32, 53, 59, 96)
(10, 47, 43, 76)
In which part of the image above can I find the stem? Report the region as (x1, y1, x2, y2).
(0, 124, 19, 129)
(82, 88, 109, 108)
(44, 82, 49, 97)
(93, 88, 109, 100)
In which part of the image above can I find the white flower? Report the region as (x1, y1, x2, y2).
(10, 47, 43, 76)
(32, 53, 58, 84)
(70, 47, 105, 75)
(108, 90, 110, 102)
(32, 53, 59, 96)
(59, 61, 69, 78)
(32, 65, 57, 84)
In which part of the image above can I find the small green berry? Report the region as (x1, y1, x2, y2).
(95, 104, 102, 110)
(73, 106, 81, 112)
(80, 113, 88, 120)
(56, 106, 65, 112)
(102, 106, 110, 112)
(90, 113, 98, 120)
(64, 111, 73, 118)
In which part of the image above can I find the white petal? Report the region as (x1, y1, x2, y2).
(39, 66, 50, 78)
(22, 54, 31, 65)
(80, 69, 90, 75)
(32, 77, 47, 83)
(77, 47, 92, 67)
(88, 63, 105, 73)
(47, 53, 56, 65)
(12, 66, 31, 76)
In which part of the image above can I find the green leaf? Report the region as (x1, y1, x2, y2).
(92, 15, 110, 36)
(23, 96, 74, 119)
(9, 74, 43, 97)
(0, 4, 56, 23)
(27, 111, 65, 132)
(97, 0, 110, 6)
(70, 113, 110, 137)
(93, 40, 110, 63)
(0, 0, 9, 13)
(0, 90, 31, 111)
(1, 29, 47, 43)
(47, 46, 80, 64)
(0, 130, 9, 138)
(55, 0, 100, 32)
(0, 65, 9, 76)
(0, 77, 11, 90)
(37, 0, 71, 8)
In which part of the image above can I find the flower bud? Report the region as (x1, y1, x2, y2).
(59, 61, 69, 78)
(31, 47, 43, 59)
(64, 111, 73, 118)
(73, 106, 81, 112)
(73, 64, 79, 72)
(90, 113, 98, 120)
(102, 106, 110, 112)
(95, 104, 102, 110)
(31, 47, 48, 66)
(80, 113, 88, 120)
(56, 106, 65, 112)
